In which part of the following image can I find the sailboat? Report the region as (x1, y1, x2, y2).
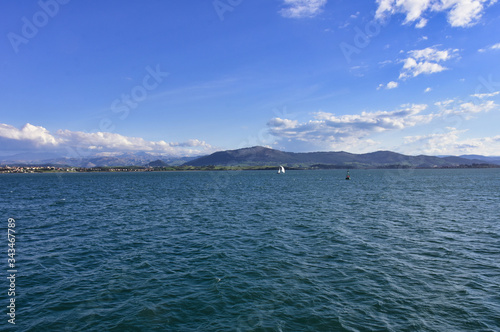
(278, 165, 285, 174)
(345, 169, 350, 180)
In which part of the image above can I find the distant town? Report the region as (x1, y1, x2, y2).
(0, 165, 282, 174)
(0, 165, 176, 174)
(0, 165, 150, 173)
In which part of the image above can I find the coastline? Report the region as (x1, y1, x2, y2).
(1, 163, 499, 174)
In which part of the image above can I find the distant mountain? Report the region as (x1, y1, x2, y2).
(459, 155, 500, 165)
(1, 147, 496, 168)
(147, 159, 170, 167)
(184, 146, 492, 168)
(0, 152, 198, 167)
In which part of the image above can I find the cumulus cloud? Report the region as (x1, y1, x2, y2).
(403, 128, 469, 154)
(459, 100, 497, 113)
(279, 0, 327, 18)
(387, 81, 399, 89)
(403, 128, 500, 155)
(0, 123, 60, 149)
(435, 98, 498, 119)
(268, 93, 499, 153)
(268, 104, 435, 150)
(0, 123, 215, 156)
(376, 47, 458, 87)
(399, 47, 458, 79)
(375, 0, 498, 27)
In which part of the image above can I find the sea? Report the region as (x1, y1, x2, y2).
(1, 169, 499, 331)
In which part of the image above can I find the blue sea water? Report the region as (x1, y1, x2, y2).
(1, 169, 500, 331)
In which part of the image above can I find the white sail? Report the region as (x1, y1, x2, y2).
(281, 166, 285, 173)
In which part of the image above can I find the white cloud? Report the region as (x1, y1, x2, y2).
(424, 87, 432, 92)
(409, 47, 457, 61)
(268, 104, 435, 151)
(378, 81, 399, 89)
(379, 60, 393, 66)
(403, 128, 500, 155)
(375, 0, 498, 28)
(416, 17, 429, 27)
(478, 42, 500, 52)
(279, 0, 327, 18)
(0, 123, 60, 148)
(376, 0, 432, 23)
(403, 128, 469, 154)
(471, 91, 500, 98)
(0, 123, 215, 156)
(268, 96, 499, 153)
(399, 47, 458, 79)
(436, 99, 498, 119)
(458, 100, 497, 114)
(400, 60, 447, 78)
(387, 81, 399, 89)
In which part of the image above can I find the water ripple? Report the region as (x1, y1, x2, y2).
(1, 169, 499, 331)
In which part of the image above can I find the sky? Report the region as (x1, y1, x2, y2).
(1, 0, 500, 158)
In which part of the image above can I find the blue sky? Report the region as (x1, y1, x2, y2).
(1, 0, 500, 157)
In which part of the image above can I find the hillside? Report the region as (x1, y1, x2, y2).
(184, 146, 491, 168)
(459, 155, 500, 165)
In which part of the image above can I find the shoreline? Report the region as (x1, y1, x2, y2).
(1, 164, 499, 174)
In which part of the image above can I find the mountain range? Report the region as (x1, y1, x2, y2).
(1, 147, 499, 168)
(456, 155, 500, 165)
(184, 146, 499, 168)
(0, 152, 196, 168)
